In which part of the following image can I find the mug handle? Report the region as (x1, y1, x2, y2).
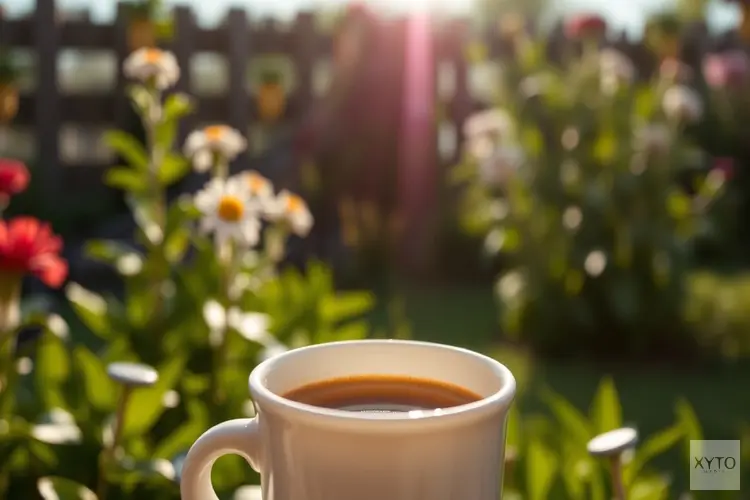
(179, 418, 262, 500)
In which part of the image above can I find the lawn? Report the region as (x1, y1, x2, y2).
(371, 283, 750, 475)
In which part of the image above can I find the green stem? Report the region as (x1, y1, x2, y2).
(0, 276, 20, 420)
(210, 156, 232, 411)
(96, 385, 132, 500)
(142, 87, 168, 342)
(0, 332, 14, 497)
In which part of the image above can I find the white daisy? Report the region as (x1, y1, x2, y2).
(496, 271, 524, 301)
(194, 177, 261, 247)
(599, 49, 635, 95)
(634, 123, 672, 155)
(202, 299, 273, 344)
(662, 85, 703, 123)
(479, 146, 525, 187)
(463, 109, 513, 141)
(242, 170, 275, 205)
(266, 189, 314, 237)
(123, 48, 180, 90)
(184, 125, 248, 172)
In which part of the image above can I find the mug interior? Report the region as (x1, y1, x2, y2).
(254, 340, 509, 401)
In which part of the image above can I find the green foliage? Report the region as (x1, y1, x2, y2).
(683, 271, 750, 357)
(505, 375, 693, 500)
(0, 48, 377, 499)
(124, 0, 165, 22)
(0, 47, 20, 85)
(456, 38, 724, 357)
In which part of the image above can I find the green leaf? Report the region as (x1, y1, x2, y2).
(627, 425, 684, 483)
(121, 354, 187, 439)
(157, 154, 190, 186)
(34, 333, 70, 410)
(164, 195, 201, 238)
(155, 17, 175, 40)
(37, 476, 97, 499)
(320, 292, 375, 323)
(65, 283, 113, 340)
(164, 92, 194, 122)
(506, 404, 521, 454)
(153, 398, 209, 459)
(559, 441, 593, 500)
(104, 131, 148, 170)
(675, 398, 702, 442)
(104, 166, 149, 192)
(72, 346, 117, 412)
(155, 93, 194, 150)
(27, 439, 57, 469)
(675, 398, 702, 467)
(127, 85, 155, 116)
(542, 389, 592, 444)
(634, 88, 656, 119)
(85, 240, 139, 266)
(522, 127, 544, 157)
(164, 227, 191, 263)
(629, 474, 670, 500)
(126, 193, 163, 246)
(593, 130, 617, 164)
(326, 321, 369, 342)
(666, 190, 692, 219)
(526, 438, 558, 500)
(589, 376, 622, 434)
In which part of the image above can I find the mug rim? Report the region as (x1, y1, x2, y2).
(248, 339, 515, 426)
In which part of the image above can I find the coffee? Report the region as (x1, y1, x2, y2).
(282, 375, 482, 413)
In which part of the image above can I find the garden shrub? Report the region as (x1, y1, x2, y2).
(455, 25, 726, 359)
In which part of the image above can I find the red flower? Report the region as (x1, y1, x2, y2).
(565, 14, 607, 40)
(0, 159, 30, 202)
(712, 157, 735, 180)
(703, 51, 750, 89)
(0, 217, 68, 288)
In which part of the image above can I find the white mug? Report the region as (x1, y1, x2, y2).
(179, 339, 516, 500)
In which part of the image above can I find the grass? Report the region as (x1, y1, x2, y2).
(369, 281, 750, 492)
(370, 281, 750, 441)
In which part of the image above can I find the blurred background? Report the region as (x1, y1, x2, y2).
(1, 0, 750, 498)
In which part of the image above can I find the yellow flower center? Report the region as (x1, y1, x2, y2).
(217, 195, 244, 222)
(205, 126, 226, 141)
(247, 172, 268, 194)
(285, 194, 304, 214)
(143, 49, 163, 64)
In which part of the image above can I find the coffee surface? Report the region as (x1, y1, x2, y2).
(282, 375, 482, 413)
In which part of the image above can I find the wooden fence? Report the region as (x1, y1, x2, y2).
(0, 1, 335, 202)
(0, 1, 744, 205)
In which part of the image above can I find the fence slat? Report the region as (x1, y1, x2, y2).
(293, 13, 316, 116)
(113, 3, 131, 141)
(18, 95, 116, 126)
(61, 22, 115, 49)
(172, 6, 197, 145)
(226, 8, 250, 171)
(35, 0, 61, 202)
(3, 3, 744, 198)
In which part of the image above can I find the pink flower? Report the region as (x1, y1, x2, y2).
(565, 14, 607, 40)
(703, 51, 750, 89)
(0, 159, 30, 203)
(712, 157, 735, 180)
